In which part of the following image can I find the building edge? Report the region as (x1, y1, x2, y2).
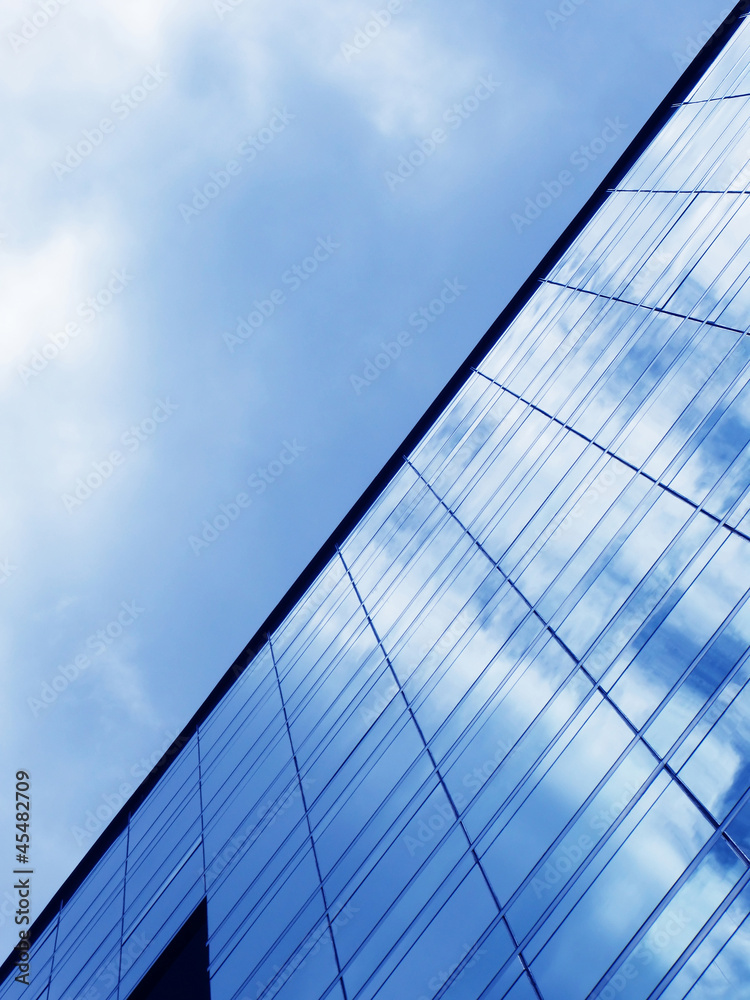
(3, 0, 749, 981)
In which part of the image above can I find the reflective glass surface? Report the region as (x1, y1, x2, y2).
(4, 12, 750, 1000)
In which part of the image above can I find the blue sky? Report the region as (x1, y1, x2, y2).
(0, 0, 736, 960)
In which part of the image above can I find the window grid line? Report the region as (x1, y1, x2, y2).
(269, 633, 350, 1000)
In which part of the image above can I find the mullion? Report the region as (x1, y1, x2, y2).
(475, 369, 750, 546)
(545, 277, 750, 338)
(679, 898, 750, 1000)
(269, 635, 349, 1000)
(338, 545, 505, 920)
(405, 464, 750, 868)
(586, 790, 750, 1000)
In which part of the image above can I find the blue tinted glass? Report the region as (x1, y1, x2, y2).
(208, 853, 324, 995)
(358, 867, 499, 1000)
(199, 643, 275, 762)
(119, 848, 205, 997)
(5, 15, 750, 1000)
(0, 917, 57, 1000)
(529, 781, 713, 999)
(658, 882, 750, 1000)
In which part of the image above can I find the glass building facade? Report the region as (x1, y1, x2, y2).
(4, 6, 750, 1000)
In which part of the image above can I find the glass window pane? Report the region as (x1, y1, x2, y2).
(527, 781, 713, 999)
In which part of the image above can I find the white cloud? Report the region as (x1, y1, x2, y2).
(0, 223, 110, 369)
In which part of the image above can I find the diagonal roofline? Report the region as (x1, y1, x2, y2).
(4, 0, 749, 980)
